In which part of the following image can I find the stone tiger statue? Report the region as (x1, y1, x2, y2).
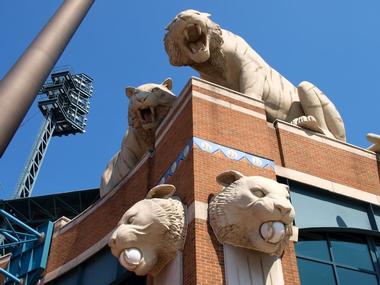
(209, 170, 295, 256)
(100, 79, 176, 197)
(108, 184, 187, 276)
(164, 10, 346, 141)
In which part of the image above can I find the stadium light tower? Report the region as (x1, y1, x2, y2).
(0, 0, 94, 158)
(13, 70, 93, 199)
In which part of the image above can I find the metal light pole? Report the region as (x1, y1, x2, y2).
(14, 70, 93, 198)
(0, 0, 94, 158)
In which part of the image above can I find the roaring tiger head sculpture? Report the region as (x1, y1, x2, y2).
(164, 9, 224, 68)
(108, 184, 187, 276)
(209, 171, 295, 256)
(126, 78, 176, 145)
(100, 79, 176, 197)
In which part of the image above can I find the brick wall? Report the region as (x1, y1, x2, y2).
(45, 78, 380, 285)
(190, 79, 284, 284)
(276, 124, 380, 195)
(192, 97, 274, 160)
(194, 219, 224, 285)
(152, 89, 193, 192)
(282, 242, 301, 285)
(44, 78, 301, 284)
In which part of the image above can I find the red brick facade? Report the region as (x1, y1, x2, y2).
(44, 78, 380, 284)
(276, 125, 380, 195)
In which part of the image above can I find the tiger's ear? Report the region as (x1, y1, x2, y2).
(125, 87, 136, 98)
(281, 183, 290, 193)
(216, 170, 244, 186)
(162, 78, 173, 90)
(146, 184, 176, 199)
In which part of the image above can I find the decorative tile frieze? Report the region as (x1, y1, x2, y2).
(158, 137, 274, 184)
(193, 137, 274, 170)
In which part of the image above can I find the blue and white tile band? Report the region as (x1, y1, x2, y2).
(158, 140, 193, 185)
(193, 137, 275, 170)
(158, 137, 275, 184)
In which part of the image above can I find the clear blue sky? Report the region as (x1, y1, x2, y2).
(0, 1, 379, 199)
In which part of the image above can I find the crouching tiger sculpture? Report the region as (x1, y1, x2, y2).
(164, 10, 346, 141)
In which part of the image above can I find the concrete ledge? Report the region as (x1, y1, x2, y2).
(193, 91, 266, 120)
(275, 120, 378, 161)
(275, 165, 380, 206)
(192, 77, 265, 109)
(53, 216, 71, 235)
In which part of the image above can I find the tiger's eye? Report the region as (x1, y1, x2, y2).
(127, 216, 135, 224)
(252, 190, 265, 198)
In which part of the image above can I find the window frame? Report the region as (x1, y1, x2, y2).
(277, 178, 380, 284)
(296, 228, 380, 285)
(278, 178, 380, 231)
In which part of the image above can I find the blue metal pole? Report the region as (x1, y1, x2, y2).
(0, 267, 21, 283)
(0, 209, 42, 238)
(1, 229, 37, 237)
(0, 231, 19, 242)
(0, 238, 40, 249)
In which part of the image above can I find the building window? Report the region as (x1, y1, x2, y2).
(285, 180, 376, 230)
(277, 178, 380, 284)
(296, 231, 380, 285)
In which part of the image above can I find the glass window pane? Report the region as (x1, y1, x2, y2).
(295, 233, 331, 261)
(297, 258, 336, 285)
(290, 184, 372, 230)
(375, 244, 380, 262)
(330, 234, 373, 271)
(337, 267, 378, 285)
(373, 207, 380, 230)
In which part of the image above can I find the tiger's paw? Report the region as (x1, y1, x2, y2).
(367, 133, 380, 153)
(291, 116, 325, 135)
